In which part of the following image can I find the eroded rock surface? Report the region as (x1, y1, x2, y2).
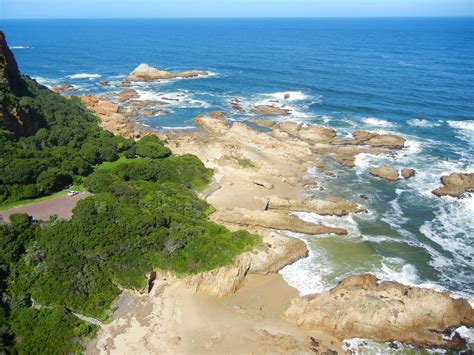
(251, 105, 291, 116)
(284, 274, 474, 350)
(432, 172, 474, 198)
(261, 196, 362, 216)
(211, 208, 347, 235)
(182, 233, 308, 297)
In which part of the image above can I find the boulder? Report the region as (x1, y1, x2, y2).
(370, 166, 400, 181)
(125, 63, 208, 82)
(401, 168, 416, 180)
(283, 274, 474, 350)
(332, 154, 356, 168)
(98, 80, 110, 86)
(432, 172, 474, 198)
(113, 89, 139, 102)
(251, 105, 291, 116)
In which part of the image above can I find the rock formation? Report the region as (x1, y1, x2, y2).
(182, 233, 308, 297)
(251, 105, 291, 116)
(432, 172, 474, 198)
(283, 274, 474, 350)
(51, 84, 77, 93)
(125, 63, 209, 82)
(370, 166, 400, 181)
(401, 168, 416, 179)
(261, 196, 362, 216)
(0, 31, 42, 137)
(113, 89, 139, 102)
(79, 94, 143, 139)
(211, 208, 347, 235)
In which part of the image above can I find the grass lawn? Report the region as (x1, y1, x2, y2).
(95, 155, 132, 171)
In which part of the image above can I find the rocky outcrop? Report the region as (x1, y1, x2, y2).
(125, 63, 208, 82)
(332, 154, 356, 168)
(335, 131, 406, 149)
(432, 172, 474, 198)
(211, 208, 347, 235)
(401, 168, 416, 179)
(261, 196, 362, 216)
(128, 99, 168, 107)
(138, 108, 169, 116)
(182, 233, 308, 297)
(113, 89, 139, 102)
(370, 166, 400, 181)
(283, 274, 474, 350)
(79, 94, 143, 139)
(194, 112, 230, 134)
(251, 105, 291, 116)
(51, 84, 76, 93)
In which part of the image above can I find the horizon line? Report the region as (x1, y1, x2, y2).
(1, 15, 473, 21)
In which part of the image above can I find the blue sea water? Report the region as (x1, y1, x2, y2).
(1, 17, 474, 348)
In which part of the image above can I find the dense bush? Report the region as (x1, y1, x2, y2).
(0, 74, 260, 353)
(0, 77, 128, 204)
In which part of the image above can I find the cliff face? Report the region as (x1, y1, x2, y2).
(0, 31, 40, 137)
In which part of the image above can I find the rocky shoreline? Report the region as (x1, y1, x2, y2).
(76, 89, 474, 353)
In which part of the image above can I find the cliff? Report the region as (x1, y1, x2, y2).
(0, 31, 41, 137)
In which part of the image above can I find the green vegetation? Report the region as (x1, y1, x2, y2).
(223, 155, 255, 169)
(0, 73, 260, 353)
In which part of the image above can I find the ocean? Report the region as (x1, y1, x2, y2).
(2, 17, 473, 349)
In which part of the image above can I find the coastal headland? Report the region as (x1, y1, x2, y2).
(81, 84, 474, 353)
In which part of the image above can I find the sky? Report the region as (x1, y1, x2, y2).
(1, 0, 473, 19)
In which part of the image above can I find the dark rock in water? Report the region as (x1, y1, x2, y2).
(229, 98, 245, 113)
(284, 93, 291, 99)
(388, 341, 399, 349)
(99, 80, 110, 86)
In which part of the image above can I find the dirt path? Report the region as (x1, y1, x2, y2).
(0, 192, 92, 222)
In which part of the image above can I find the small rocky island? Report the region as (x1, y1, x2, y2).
(125, 63, 209, 82)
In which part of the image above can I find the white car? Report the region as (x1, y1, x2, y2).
(68, 190, 79, 196)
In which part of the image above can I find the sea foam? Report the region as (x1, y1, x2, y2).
(362, 117, 394, 127)
(67, 73, 101, 79)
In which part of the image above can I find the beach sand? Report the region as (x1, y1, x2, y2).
(87, 273, 341, 354)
